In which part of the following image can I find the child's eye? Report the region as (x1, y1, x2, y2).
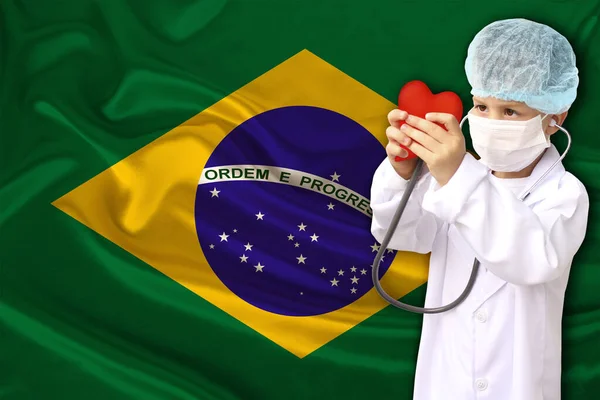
(475, 105, 487, 112)
(505, 109, 517, 116)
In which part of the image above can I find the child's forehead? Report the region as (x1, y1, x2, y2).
(472, 96, 531, 109)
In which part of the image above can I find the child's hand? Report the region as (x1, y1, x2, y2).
(400, 112, 466, 186)
(385, 109, 419, 180)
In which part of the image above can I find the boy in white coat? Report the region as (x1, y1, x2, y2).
(370, 19, 589, 400)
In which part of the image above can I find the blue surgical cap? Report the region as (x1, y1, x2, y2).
(465, 18, 579, 115)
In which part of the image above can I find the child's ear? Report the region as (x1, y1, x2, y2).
(545, 111, 569, 135)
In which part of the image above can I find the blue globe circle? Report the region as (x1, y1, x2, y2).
(194, 106, 395, 316)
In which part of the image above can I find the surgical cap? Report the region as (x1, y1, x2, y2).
(465, 18, 579, 115)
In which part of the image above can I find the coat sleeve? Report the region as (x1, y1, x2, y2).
(370, 157, 442, 254)
(421, 153, 590, 285)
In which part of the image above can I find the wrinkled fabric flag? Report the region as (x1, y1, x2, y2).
(1, 1, 599, 399)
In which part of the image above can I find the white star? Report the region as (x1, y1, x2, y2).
(350, 287, 357, 294)
(330, 278, 339, 286)
(330, 172, 341, 182)
(240, 254, 248, 263)
(327, 203, 335, 210)
(219, 232, 229, 242)
(254, 263, 264, 272)
(256, 211, 265, 220)
(287, 234, 294, 241)
(209, 244, 215, 249)
(233, 229, 238, 233)
(310, 234, 319, 242)
(360, 269, 367, 275)
(320, 267, 327, 274)
(294, 242, 300, 248)
(350, 266, 357, 272)
(210, 188, 220, 197)
(300, 292, 303, 295)
(298, 222, 307, 231)
(337, 269, 344, 276)
(244, 243, 253, 251)
(350, 276, 359, 284)
(381, 255, 385, 261)
(296, 254, 307, 264)
(370, 242, 381, 252)
(387, 248, 395, 254)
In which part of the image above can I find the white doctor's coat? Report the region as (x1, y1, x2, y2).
(370, 145, 589, 400)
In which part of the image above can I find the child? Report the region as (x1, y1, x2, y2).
(370, 18, 589, 400)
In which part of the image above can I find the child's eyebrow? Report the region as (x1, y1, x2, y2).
(473, 98, 525, 108)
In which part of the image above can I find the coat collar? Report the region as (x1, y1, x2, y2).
(476, 144, 565, 205)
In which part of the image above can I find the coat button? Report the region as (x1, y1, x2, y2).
(475, 378, 488, 391)
(475, 309, 487, 323)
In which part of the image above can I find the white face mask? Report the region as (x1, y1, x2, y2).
(467, 111, 551, 172)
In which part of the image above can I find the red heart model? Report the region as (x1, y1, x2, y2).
(394, 80, 464, 161)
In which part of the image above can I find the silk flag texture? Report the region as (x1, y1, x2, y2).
(1, 1, 599, 399)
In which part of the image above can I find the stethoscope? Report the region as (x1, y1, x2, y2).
(371, 112, 572, 314)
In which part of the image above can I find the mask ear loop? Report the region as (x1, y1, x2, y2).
(459, 113, 470, 129)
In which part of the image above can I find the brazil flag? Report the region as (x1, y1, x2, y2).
(1, 1, 599, 399)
